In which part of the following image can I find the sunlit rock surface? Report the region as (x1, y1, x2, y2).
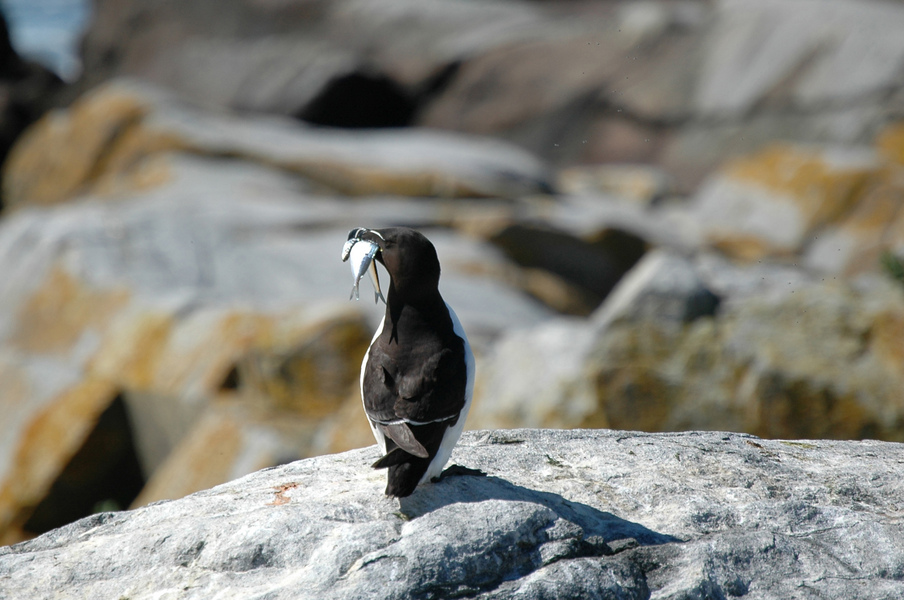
(3, 0, 904, 550)
(2, 429, 904, 599)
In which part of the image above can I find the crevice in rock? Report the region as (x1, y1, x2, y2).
(297, 71, 417, 128)
(296, 61, 461, 130)
(490, 224, 648, 311)
(22, 394, 146, 536)
(219, 365, 240, 391)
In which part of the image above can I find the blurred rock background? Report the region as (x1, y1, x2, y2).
(1, 0, 903, 546)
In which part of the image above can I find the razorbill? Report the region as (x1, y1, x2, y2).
(342, 227, 475, 497)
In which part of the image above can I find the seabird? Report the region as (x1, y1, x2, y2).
(343, 227, 475, 497)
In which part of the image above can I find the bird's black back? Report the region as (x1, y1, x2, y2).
(363, 296, 467, 496)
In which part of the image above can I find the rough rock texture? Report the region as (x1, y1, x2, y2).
(2, 429, 903, 599)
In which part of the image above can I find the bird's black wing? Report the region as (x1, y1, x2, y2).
(363, 330, 466, 426)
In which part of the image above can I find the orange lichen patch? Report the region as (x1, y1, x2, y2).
(2, 86, 151, 209)
(708, 232, 788, 263)
(0, 361, 32, 449)
(725, 144, 881, 229)
(203, 312, 278, 394)
(0, 377, 118, 537)
(0, 525, 30, 547)
(129, 407, 242, 508)
(877, 121, 904, 166)
(884, 195, 904, 250)
(89, 128, 188, 197)
(836, 182, 904, 234)
(88, 310, 174, 391)
(267, 482, 299, 507)
(1, 81, 196, 209)
(10, 266, 130, 355)
(825, 183, 904, 276)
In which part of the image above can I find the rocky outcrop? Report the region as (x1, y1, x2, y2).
(2, 73, 904, 546)
(689, 142, 904, 272)
(0, 79, 563, 544)
(2, 429, 903, 599)
(4, 0, 904, 549)
(75, 0, 904, 190)
(76, 0, 548, 120)
(473, 249, 904, 440)
(2, 80, 552, 210)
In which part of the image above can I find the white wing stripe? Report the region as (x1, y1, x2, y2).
(370, 415, 459, 427)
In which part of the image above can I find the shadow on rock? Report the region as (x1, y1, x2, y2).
(398, 465, 680, 553)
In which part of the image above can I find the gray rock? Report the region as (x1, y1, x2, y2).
(594, 249, 720, 327)
(74, 0, 904, 195)
(139, 87, 553, 199)
(470, 250, 904, 439)
(696, 0, 904, 117)
(2, 429, 903, 599)
(0, 149, 551, 334)
(471, 251, 720, 432)
(685, 143, 883, 261)
(77, 0, 546, 116)
(470, 318, 599, 429)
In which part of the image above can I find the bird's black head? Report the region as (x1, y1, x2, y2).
(352, 227, 441, 301)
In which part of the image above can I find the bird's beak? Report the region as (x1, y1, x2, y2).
(368, 258, 385, 304)
(363, 229, 386, 304)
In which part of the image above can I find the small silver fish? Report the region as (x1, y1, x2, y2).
(341, 227, 368, 262)
(343, 238, 385, 304)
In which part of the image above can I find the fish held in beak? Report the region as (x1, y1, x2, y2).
(341, 227, 368, 262)
(342, 236, 385, 304)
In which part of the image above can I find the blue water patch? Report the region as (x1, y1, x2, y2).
(0, 0, 92, 80)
